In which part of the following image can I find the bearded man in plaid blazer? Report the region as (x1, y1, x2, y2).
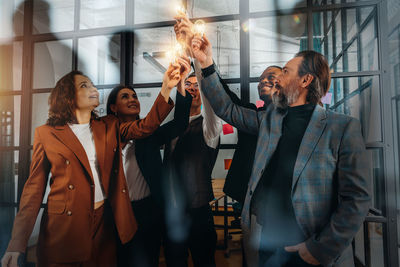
(190, 34, 371, 267)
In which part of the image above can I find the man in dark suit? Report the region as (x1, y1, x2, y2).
(223, 66, 282, 206)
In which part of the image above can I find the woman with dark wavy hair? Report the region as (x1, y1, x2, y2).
(1, 61, 187, 267)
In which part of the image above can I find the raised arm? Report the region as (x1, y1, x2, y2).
(120, 61, 188, 140)
(191, 34, 261, 134)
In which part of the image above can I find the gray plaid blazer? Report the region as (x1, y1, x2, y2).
(201, 71, 371, 267)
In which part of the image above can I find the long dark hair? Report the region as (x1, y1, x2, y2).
(295, 50, 331, 105)
(47, 70, 98, 126)
(106, 85, 139, 120)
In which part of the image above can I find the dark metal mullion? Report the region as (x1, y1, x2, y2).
(124, 0, 135, 86)
(307, 0, 314, 50)
(376, 0, 399, 265)
(17, 0, 34, 202)
(72, 0, 81, 70)
(363, 221, 371, 267)
(239, 0, 250, 102)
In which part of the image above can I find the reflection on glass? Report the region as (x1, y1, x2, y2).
(0, 41, 23, 91)
(368, 148, 384, 211)
(344, 40, 358, 72)
(134, 0, 184, 24)
(344, 76, 381, 143)
(134, 21, 240, 83)
(0, 95, 21, 147)
(80, 0, 125, 29)
(250, 0, 306, 13)
(211, 149, 235, 179)
(33, 39, 73, 89)
(0, 150, 18, 202)
(33, 0, 74, 34)
(0, 207, 17, 257)
(250, 14, 307, 77)
(78, 35, 120, 85)
(0, 0, 24, 38)
(360, 20, 378, 71)
(95, 88, 112, 118)
(187, 0, 239, 17)
(346, 9, 357, 42)
(135, 88, 160, 118)
(388, 28, 400, 97)
(31, 93, 50, 145)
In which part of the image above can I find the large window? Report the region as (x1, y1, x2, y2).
(0, 0, 399, 266)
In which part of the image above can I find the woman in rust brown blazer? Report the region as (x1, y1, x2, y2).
(1, 63, 185, 267)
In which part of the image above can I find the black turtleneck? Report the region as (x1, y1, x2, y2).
(252, 103, 315, 250)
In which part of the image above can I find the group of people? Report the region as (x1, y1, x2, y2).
(2, 12, 370, 267)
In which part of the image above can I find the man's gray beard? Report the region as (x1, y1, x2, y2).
(272, 82, 301, 109)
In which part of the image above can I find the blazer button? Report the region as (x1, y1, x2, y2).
(65, 160, 70, 165)
(68, 184, 74, 190)
(114, 169, 118, 174)
(113, 148, 117, 152)
(122, 189, 126, 193)
(67, 210, 72, 216)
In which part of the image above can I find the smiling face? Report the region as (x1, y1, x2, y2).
(110, 88, 140, 121)
(74, 74, 99, 112)
(185, 76, 202, 116)
(257, 67, 282, 97)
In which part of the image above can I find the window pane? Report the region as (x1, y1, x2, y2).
(0, 95, 21, 147)
(133, 26, 175, 84)
(0, 0, 24, 38)
(343, 40, 359, 72)
(134, 0, 183, 24)
(95, 88, 113, 118)
(80, 0, 125, 29)
(0, 206, 17, 257)
(187, 0, 239, 17)
(368, 148, 384, 212)
(388, 28, 400, 97)
(345, 9, 357, 43)
(250, 0, 306, 13)
(134, 21, 240, 83)
(135, 88, 161, 118)
(33, 39, 73, 89)
(31, 93, 50, 145)
(33, 0, 74, 34)
(368, 222, 385, 267)
(360, 19, 378, 71)
(249, 83, 261, 105)
(0, 41, 23, 91)
(250, 14, 308, 77)
(334, 10, 342, 55)
(78, 35, 120, 85)
(360, 6, 374, 26)
(342, 76, 381, 143)
(0, 150, 18, 202)
(212, 149, 235, 179)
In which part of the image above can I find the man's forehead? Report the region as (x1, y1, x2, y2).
(284, 57, 302, 70)
(186, 76, 198, 83)
(260, 67, 281, 79)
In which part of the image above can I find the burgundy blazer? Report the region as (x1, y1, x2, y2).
(6, 93, 173, 263)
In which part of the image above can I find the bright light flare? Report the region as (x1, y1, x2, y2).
(193, 20, 206, 36)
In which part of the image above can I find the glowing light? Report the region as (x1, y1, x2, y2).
(293, 15, 301, 24)
(166, 42, 185, 63)
(176, 4, 186, 15)
(241, 20, 250, 33)
(193, 20, 206, 36)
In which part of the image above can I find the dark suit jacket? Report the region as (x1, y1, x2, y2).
(218, 75, 264, 205)
(135, 91, 192, 207)
(7, 93, 173, 263)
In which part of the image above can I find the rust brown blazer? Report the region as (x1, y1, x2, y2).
(6, 93, 173, 263)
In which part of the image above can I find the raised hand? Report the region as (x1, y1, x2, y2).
(191, 34, 213, 68)
(174, 14, 194, 56)
(161, 62, 181, 102)
(176, 55, 191, 96)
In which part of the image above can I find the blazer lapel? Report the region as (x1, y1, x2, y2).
(53, 125, 93, 180)
(292, 105, 327, 192)
(91, 119, 108, 193)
